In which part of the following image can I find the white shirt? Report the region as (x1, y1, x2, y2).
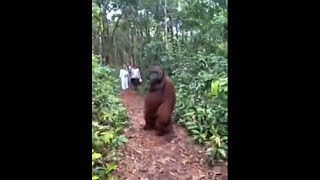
(131, 68, 141, 79)
(119, 69, 129, 79)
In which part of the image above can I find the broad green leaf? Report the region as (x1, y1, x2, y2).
(118, 135, 129, 143)
(211, 80, 219, 96)
(200, 133, 207, 140)
(188, 125, 199, 130)
(191, 129, 200, 134)
(106, 162, 118, 174)
(92, 153, 102, 160)
(92, 176, 99, 180)
(217, 148, 227, 158)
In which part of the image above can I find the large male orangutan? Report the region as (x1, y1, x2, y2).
(143, 66, 176, 136)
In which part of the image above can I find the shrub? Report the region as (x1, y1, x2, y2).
(92, 54, 128, 180)
(172, 52, 228, 165)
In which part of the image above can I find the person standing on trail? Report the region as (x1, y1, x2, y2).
(119, 64, 129, 90)
(127, 64, 133, 88)
(130, 66, 142, 90)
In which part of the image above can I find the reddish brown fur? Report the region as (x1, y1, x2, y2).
(143, 67, 176, 136)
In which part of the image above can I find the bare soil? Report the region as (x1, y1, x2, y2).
(113, 90, 228, 180)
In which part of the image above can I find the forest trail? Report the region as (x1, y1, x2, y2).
(113, 90, 228, 180)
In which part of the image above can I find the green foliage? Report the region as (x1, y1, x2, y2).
(92, 54, 128, 180)
(172, 52, 228, 164)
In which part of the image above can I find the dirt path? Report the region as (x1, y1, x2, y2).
(114, 90, 228, 180)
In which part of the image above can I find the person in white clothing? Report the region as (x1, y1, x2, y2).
(119, 64, 129, 90)
(130, 66, 142, 90)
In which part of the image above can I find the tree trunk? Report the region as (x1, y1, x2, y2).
(164, 0, 167, 51)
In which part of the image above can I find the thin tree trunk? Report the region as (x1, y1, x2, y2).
(114, 36, 117, 66)
(164, 0, 167, 51)
(133, 28, 137, 66)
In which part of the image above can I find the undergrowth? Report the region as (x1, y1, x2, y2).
(171, 51, 228, 165)
(92, 54, 129, 180)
